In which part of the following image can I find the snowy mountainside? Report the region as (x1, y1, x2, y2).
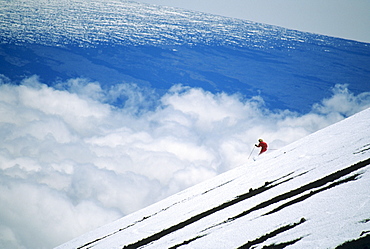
(56, 108, 370, 248)
(0, 0, 334, 47)
(1, 0, 370, 112)
(1, 1, 370, 248)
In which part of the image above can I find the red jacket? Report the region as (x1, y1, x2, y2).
(256, 141, 268, 154)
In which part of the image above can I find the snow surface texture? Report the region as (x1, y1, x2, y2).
(56, 108, 370, 248)
(0, 0, 336, 47)
(1, 0, 370, 113)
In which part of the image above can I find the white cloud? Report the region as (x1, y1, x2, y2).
(0, 77, 369, 248)
(313, 84, 370, 116)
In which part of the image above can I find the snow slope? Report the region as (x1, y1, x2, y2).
(0, 0, 337, 47)
(1, 0, 370, 113)
(56, 108, 370, 248)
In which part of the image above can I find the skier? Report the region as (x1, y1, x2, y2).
(255, 139, 268, 155)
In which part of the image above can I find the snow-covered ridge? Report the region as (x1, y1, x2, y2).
(1, 0, 348, 48)
(56, 108, 370, 248)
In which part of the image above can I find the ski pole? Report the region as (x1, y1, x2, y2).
(248, 146, 255, 159)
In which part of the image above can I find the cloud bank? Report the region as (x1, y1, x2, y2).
(1, 75, 370, 249)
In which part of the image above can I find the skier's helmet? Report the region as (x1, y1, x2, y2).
(258, 139, 263, 142)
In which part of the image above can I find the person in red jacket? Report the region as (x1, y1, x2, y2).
(255, 139, 268, 155)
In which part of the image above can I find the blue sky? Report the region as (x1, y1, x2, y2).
(137, 0, 370, 43)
